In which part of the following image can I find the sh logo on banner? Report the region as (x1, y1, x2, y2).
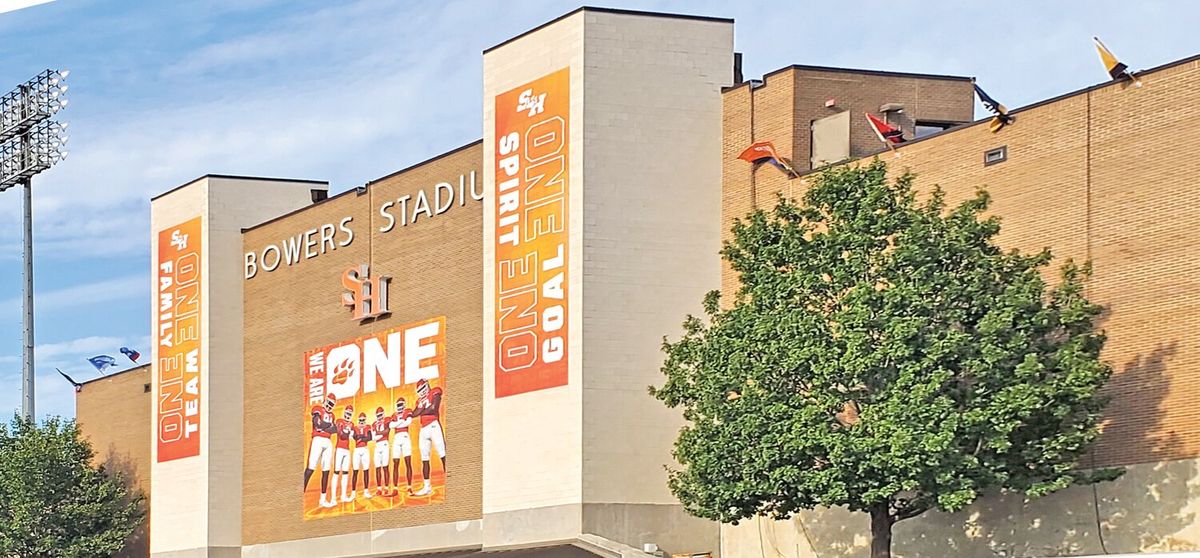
(170, 229, 189, 251)
(516, 88, 546, 116)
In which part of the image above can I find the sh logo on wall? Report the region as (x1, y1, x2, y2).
(342, 264, 390, 321)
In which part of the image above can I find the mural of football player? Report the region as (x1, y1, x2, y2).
(371, 406, 393, 496)
(332, 404, 355, 506)
(390, 396, 414, 495)
(351, 412, 373, 499)
(304, 393, 338, 508)
(411, 378, 445, 497)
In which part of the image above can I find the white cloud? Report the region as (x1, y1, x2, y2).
(0, 0, 53, 15)
(0, 0, 497, 260)
(30, 335, 131, 360)
(0, 332, 151, 419)
(0, 275, 145, 311)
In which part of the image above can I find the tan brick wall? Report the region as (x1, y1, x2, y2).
(77, 364, 152, 557)
(721, 68, 975, 296)
(241, 142, 483, 545)
(721, 57, 1200, 468)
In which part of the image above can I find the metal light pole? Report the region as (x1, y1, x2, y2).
(22, 177, 34, 418)
(0, 69, 70, 420)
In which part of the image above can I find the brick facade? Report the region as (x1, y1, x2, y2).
(240, 142, 483, 545)
(721, 55, 1200, 469)
(76, 364, 151, 558)
(722, 66, 975, 295)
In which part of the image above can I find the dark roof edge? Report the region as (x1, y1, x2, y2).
(241, 138, 483, 234)
(723, 64, 973, 93)
(483, 6, 733, 55)
(785, 64, 971, 82)
(790, 51, 1200, 180)
(78, 364, 151, 387)
(150, 175, 328, 202)
(367, 139, 482, 187)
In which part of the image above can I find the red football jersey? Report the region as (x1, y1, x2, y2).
(371, 419, 390, 441)
(311, 406, 334, 438)
(352, 424, 372, 446)
(391, 409, 413, 433)
(334, 418, 353, 449)
(417, 387, 443, 427)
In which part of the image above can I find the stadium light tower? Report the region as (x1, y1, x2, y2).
(0, 69, 70, 420)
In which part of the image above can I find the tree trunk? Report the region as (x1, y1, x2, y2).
(870, 502, 895, 558)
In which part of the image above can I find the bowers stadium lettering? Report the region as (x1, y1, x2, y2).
(302, 316, 449, 518)
(493, 68, 570, 397)
(156, 216, 203, 462)
(244, 172, 482, 279)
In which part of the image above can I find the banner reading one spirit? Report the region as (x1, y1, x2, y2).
(301, 317, 448, 519)
(493, 67, 570, 398)
(156, 216, 202, 462)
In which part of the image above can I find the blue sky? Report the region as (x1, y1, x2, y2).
(0, 0, 1195, 420)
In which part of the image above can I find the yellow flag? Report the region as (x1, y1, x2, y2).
(1093, 37, 1130, 81)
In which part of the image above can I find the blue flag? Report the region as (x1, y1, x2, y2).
(119, 347, 141, 363)
(88, 355, 118, 373)
(973, 83, 1014, 133)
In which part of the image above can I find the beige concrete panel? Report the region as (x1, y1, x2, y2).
(482, 504, 583, 549)
(722, 457, 1200, 557)
(582, 503, 720, 557)
(482, 10, 586, 521)
(576, 10, 732, 508)
(150, 176, 323, 554)
(240, 519, 482, 558)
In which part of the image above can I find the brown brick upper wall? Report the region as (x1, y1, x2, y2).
(722, 66, 976, 297)
(76, 364, 151, 557)
(721, 56, 1200, 468)
(241, 142, 483, 544)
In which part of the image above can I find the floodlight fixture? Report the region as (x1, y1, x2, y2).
(0, 69, 71, 420)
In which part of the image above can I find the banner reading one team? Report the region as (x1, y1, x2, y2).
(156, 216, 202, 462)
(302, 317, 448, 519)
(493, 67, 570, 397)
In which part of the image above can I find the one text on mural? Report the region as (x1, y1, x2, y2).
(157, 252, 201, 445)
(318, 319, 443, 402)
(496, 114, 566, 373)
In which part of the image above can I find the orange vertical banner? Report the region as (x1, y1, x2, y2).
(155, 216, 203, 462)
(493, 67, 570, 397)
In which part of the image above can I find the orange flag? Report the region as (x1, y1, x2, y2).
(738, 141, 798, 178)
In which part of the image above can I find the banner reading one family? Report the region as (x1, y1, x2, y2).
(155, 216, 202, 463)
(301, 316, 448, 519)
(493, 67, 570, 397)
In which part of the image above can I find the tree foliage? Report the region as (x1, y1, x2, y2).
(651, 160, 1119, 556)
(0, 416, 144, 557)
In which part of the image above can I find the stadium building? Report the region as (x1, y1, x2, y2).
(75, 6, 1200, 558)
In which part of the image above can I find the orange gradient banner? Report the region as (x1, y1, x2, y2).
(301, 317, 448, 519)
(493, 67, 570, 398)
(155, 216, 203, 462)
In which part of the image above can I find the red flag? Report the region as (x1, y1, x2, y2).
(737, 141, 798, 177)
(865, 112, 905, 145)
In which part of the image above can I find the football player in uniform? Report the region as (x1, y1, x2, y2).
(371, 406, 393, 496)
(390, 397, 415, 495)
(304, 393, 338, 508)
(332, 404, 355, 505)
(411, 379, 446, 497)
(351, 412, 373, 499)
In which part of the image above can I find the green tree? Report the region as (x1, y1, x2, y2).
(0, 415, 144, 557)
(652, 160, 1120, 558)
